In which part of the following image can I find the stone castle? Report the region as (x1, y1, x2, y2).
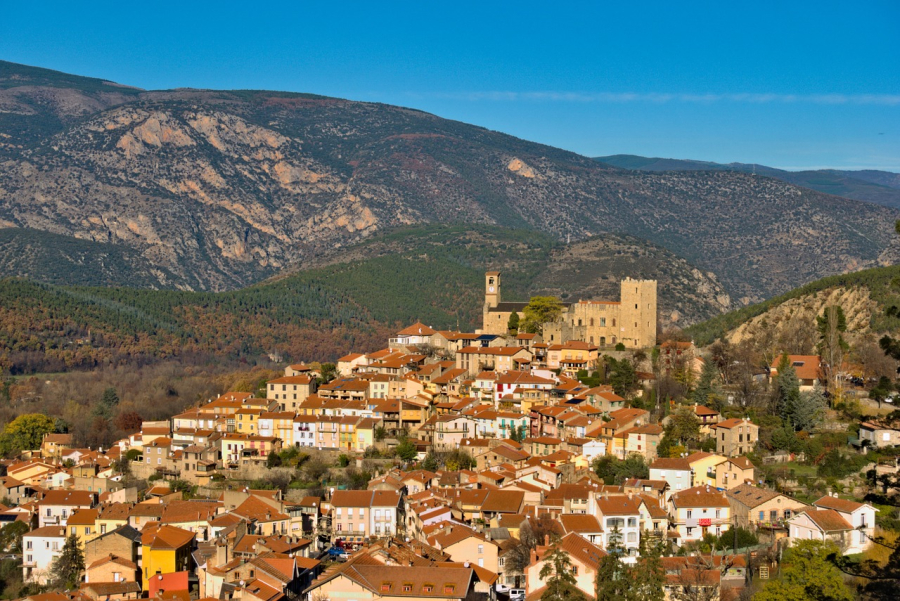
(482, 271, 658, 349)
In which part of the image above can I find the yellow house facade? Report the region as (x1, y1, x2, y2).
(686, 452, 728, 488)
(67, 508, 100, 550)
(141, 524, 195, 589)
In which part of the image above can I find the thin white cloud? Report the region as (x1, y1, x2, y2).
(426, 91, 900, 105)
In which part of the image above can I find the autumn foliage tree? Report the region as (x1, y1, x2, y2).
(0, 413, 55, 456)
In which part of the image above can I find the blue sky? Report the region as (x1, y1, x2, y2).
(2, 1, 898, 170)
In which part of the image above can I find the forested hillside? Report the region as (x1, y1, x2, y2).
(0, 228, 176, 287)
(0, 225, 730, 373)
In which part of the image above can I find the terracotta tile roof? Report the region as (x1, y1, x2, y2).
(252, 552, 299, 582)
(129, 502, 166, 518)
(801, 508, 854, 532)
(712, 418, 756, 430)
(638, 494, 669, 519)
(536, 532, 606, 572)
(685, 452, 726, 466)
(82, 582, 141, 596)
(161, 500, 221, 524)
(595, 495, 642, 516)
(141, 524, 195, 549)
(397, 322, 437, 336)
(726, 485, 792, 509)
(232, 496, 288, 522)
(726, 457, 755, 470)
(624, 479, 668, 491)
(24, 526, 67, 538)
(481, 490, 525, 513)
(813, 495, 867, 514)
(559, 513, 602, 533)
(650, 457, 691, 471)
(306, 557, 474, 598)
(494, 371, 555, 386)
(239, 578, 282, 601)
(331, 490, 401, 508)
(428, 523, 486, 548)
(87, 554, 137, 570)
(39, 490, 94, 507)
(770, 355, 823, 382)
(66, 508, 100, 525)
(671, 486, 730, 509)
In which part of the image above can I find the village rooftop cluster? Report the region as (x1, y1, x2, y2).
(1, 274, 896, 601)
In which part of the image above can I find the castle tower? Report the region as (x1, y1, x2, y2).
(619, 278, 658, 348)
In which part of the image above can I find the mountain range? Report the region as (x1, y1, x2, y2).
(595, 154, 900, 210)
(2, 59, 899, 309)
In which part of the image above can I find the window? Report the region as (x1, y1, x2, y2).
(113, 572, 121, 582)
(424, 585, 434, 593)
(478, 558, 484, 567)
(403, 584, 412, 593)
(84, 527, 90, 535)
(686, 510, 692, 519)
(478, 544, 484, 554)
(759, 511, 765, 521)
(381, 583, 392, 593)
(715, 510, 720, 519)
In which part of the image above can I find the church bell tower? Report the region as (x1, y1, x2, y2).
(485, 271, 501, 309)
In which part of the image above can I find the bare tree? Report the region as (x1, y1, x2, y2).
(855, 335, 898, 381)
(671, 556, 721, 601)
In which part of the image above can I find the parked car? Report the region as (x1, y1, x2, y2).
(510, 589, 525, 601)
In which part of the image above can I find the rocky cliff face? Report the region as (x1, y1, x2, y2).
(0, 61, 897, 302)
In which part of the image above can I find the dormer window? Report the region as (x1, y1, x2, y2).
(423, 584, 434, 593)
(444, 585, 455, 594)
(403, 583, 413, 593)
(381, 582, 393, 592)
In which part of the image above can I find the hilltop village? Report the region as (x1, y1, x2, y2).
(0, 272, 898, 601)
